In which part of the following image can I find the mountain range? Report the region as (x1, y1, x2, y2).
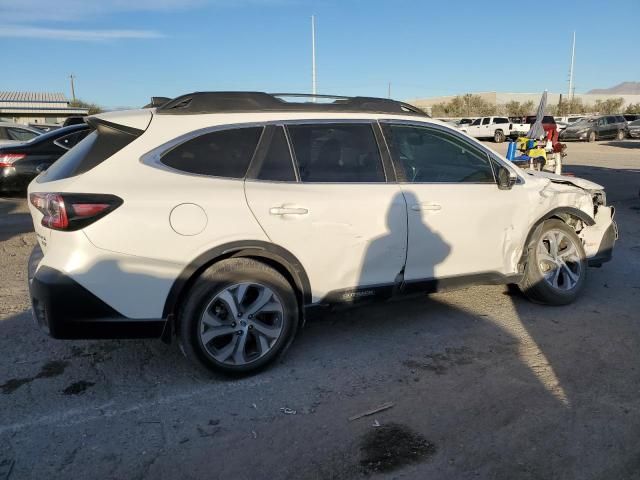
(588, 82, 640, 95)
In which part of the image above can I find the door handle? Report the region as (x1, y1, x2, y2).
(269, 206, 309, 216)
(412, 203, 442, 212)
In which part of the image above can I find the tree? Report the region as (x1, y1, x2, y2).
(430, 94, 495, 117)
(624, 103, 640, 114)
(504, 100, 535, 117)
(69, 99, 103, 115)
(593, 97, 624, 114)
(552, 97, 593, 115)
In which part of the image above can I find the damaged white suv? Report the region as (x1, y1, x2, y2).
(27, 92, 617, 374)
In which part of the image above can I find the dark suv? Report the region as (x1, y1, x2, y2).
(560, 115, 628, 142)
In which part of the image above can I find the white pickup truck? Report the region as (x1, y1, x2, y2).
(459, 116, 512, 143)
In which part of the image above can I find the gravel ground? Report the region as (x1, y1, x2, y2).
(0, 140, 639, 480)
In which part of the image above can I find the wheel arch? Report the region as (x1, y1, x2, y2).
(163, 241, 311, 326)
(518, 207, 595, 268)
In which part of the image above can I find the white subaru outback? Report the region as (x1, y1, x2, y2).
(27, 92, 617, 374)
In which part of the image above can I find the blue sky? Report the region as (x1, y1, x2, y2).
(2, 0, 639, 108)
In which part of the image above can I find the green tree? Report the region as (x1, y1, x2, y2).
(593, 97, 624, 114)
(624, 103, 640, 114)
(69, 99, 103, 115)
(431, 94, 495, 117)
(504, 100, 535, 117)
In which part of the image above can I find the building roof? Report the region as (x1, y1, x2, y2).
(0, 91, 68, 103)
(0, 91, 88, 116)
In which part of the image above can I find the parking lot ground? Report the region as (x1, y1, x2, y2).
(0, 140, 639, 479)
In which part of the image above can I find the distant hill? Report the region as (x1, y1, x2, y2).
(588, 82, 640, 95)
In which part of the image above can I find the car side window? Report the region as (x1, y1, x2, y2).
(494, 118, 508, 124)
(161, 127, 263, 178)
(0, 128, 7, 140)
(482, 118, 491, 125)
(54, 130, 90, 150)
(597, 118, 606, 126)
(254, 126, 296, 182)
(7, 127, 38, 142)
(470, 119, 481, 126)
(287, 123, 385, 183)
(383, 124, 495, 184)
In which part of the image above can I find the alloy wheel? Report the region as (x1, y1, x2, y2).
(199, 283, 285, 366)
(536, 229, 582, 291)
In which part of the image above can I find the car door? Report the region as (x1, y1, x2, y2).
(244, 122, 408, 304)
(464, 118, 482, 137)
(481, 117, 492, 137)
(381, 121, 530, 287)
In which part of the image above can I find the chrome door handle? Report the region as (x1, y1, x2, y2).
(269, 206, 309, 216)
(412, 203, 441, 212)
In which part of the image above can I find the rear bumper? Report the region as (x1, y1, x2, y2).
(28, 245, 165, 339)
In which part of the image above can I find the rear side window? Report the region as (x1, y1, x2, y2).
(7, 127, 38, 142)
(494, 118, 509, 124)
(39, 124, 137, 182)
(287, 123, 385, 183)
(161, 127, 262, 178)
(482, 118, 491, 125)
(254, 126, 296, 182)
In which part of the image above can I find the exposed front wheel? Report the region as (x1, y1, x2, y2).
(178, 258, 299, 374)
(494, 130, 505, 143)
(518, 219, 587, 305)
(588, 131, 596, 142)
(616, 130, 625, 140)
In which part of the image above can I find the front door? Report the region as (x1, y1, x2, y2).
(381, 122, 529, 286)
(245, 123, 408, 304)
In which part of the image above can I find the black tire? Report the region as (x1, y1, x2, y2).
(178, 258, 299, 375)
(616, 130, 625, 140)
(588, 131, 596, 142)
(517, 219, 587, 305)
(494, 129, 505, 143)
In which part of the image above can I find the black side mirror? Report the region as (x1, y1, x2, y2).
(497, 166, 517, 190)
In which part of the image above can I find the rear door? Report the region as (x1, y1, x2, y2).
(244, 122, 407, 303)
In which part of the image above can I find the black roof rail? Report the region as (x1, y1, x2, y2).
(155, 91, 428, 117)
(143, 96, 172, 108)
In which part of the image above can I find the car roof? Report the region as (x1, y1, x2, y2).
(154, 91, 428, 117)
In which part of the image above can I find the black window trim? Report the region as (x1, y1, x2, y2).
(378, 119, 524, 186)
(245, 124, 300, 183)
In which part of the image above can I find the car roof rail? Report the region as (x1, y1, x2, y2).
(143, 96, 172, 108)
(155, 91, 429, 117)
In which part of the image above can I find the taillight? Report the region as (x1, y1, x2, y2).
(29, 193, 122, 231)
(0, 153, 26, 167)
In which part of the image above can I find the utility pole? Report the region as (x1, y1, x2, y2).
(568, 31, 576, 101)
(388, 82, 391, 99)
(69, 74, 76, 103)
(311, 15, 317, 98)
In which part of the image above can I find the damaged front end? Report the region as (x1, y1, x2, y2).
(532, 171, 618, 267)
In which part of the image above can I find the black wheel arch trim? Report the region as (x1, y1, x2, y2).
(519, 206, 595, 266)
(162, 240, 312, 319)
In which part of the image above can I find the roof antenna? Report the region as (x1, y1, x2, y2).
(311, 15, 317, 102)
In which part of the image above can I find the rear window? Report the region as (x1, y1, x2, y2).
(161, 127, 262, 178)
(39, 124, 139, 182)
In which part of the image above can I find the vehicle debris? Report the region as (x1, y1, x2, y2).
(348, 402, 394, 421)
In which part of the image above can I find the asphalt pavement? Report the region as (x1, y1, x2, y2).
(1, 140, 639, 479)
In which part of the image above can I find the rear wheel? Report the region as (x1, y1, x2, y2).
(494, 129, 505, 143)
(518, 219, 587, 305)
(588, 131, 596, 142)
(616, 130, 625, 140)
(178, 258, 298, 374)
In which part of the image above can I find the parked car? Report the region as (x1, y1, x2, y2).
(27, 92, 616, 374)
(457, 118, 475, 126)
(0, 122, 41, 146)
(623, 114, 640, 124)
(459, 116, 512, 142)
(509, 115, 558, 138)
(627, 119, 640, 139)
(554, 116, 585, 130)
(0, 124, 90, 192)
(559, 115, 628, 142)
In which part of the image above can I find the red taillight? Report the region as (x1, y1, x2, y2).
(0, 153, 26, 167)
(30, 193, 122, 231)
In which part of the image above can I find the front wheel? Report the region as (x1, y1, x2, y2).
(518, 219, 587, 305)
(588, 131, 596, 142)
(178, 258, 299, 375)
(494, 130, 505, 143)
(616, 130, 625, 140)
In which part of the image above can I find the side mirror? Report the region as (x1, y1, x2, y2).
(497, 166, 517, 190)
